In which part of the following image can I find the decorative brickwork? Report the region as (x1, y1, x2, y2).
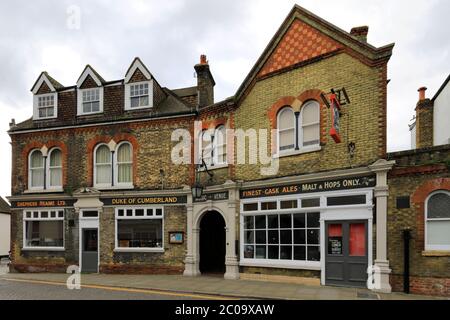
(259, 19, 342, 78)
(37, 82, 52, 95)
(79, 75, 100, 89)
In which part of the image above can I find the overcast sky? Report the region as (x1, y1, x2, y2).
(0, 0, 449, 199)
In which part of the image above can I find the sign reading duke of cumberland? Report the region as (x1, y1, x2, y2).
(240, 176, 376, 199)
(102, 195, 188, 206)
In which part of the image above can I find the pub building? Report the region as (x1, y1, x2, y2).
(7, 5, 449, 296)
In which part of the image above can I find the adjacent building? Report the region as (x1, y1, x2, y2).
(0, 197, 11, 258)
(6, 4, 449, 296)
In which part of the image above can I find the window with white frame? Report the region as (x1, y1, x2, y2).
(77, 87, 103, 115)
(425, 190, 450, 251)
(115, 207, 163, 250)
(130, 83, 150, 108)
(276, 101, 320, 154)
(28, 148, 63, 190)
(81, 88, 101, 114)
(94, 142, 133, 188)
(301, 101, 320, 147)
(199, 126, 227, 167)
(278, 107, 296, 152)
(34, 93, 57, 120)
(23, 210, 64, 249)
(243, 212, 320, 262)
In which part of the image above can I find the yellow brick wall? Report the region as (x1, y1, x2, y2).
(234, 52, 385, 181)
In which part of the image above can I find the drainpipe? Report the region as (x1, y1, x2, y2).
(402, 229, 411, 294)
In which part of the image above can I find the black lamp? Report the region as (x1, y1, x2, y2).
(191, 157, 213, 199)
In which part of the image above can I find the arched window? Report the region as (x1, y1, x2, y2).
(95, 144, 112, 186)
(426, 190, 450, 250)
(277, 107, 295, 152)
(29, 150, 45, 189)
(200, 129, 213, 166)
(213, 125, 227, 165)
(48, 148, 62, 188)
(116, 142, 132, 185)
(300, 101, 320, 147)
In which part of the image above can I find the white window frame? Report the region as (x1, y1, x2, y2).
(47, 148, 63, 190)
(212, 125, 228, 167)
(77, 87, 104, 116)
(277, 107, 296, 154)
(93, 143, 113, 189)
(27, 148, 64, 192)
(22, 209, 65, 251)
(114, 207, 164, 253)
(300, 100, 320, 149)
(425, 190, 450, 251)
(124, 80, 153, 111)
(33, 93, 58, 120)
(115, 141, 134, 188)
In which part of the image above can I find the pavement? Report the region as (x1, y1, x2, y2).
(0, 269, 447, 300)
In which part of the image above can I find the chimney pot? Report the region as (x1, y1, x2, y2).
(418, 87, 427, 101)
(200, 54, 207, 65)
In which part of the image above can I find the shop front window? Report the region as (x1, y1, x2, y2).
(23, 210, 64, 249)
(116, 207, 164, 250)
(243, 213, 320, 262)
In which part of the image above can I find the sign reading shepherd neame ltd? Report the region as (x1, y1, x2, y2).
(11, 199, 76, 209)
(240, 175, 376, 199)
(102, 195, 188, 206)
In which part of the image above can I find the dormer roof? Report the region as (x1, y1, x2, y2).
(30, 72, 63, 94)
(124, 57, 152, 83)
(76, 65, 106, 88)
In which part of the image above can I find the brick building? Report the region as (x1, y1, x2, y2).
(7, 5, 448, 295)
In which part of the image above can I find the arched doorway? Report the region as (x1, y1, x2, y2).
(199, 211, 226, 275)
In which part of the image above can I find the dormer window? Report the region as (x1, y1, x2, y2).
(124, 58, 154, 111)
(31, 72, 61, 120)
(37, 94, 56, 119)
(82, 88, 101, 114)
(130, 82, 150, 108)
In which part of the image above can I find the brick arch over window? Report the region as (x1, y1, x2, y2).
(21, 141, 68, 189)
(411, 178, 450, 250)
(86, 133, 139, 187)
(267, 89, 327, 145)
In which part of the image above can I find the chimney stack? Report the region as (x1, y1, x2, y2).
(194, 54, 215, 108)
(350, 26, 369, 42)
(418, 86, 427, 101)
(415, 86, 434, 148)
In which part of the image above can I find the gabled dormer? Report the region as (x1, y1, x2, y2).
(31, 72, 63, 120)
(124, 58, 154, 111)
(76, 65, 105, 116)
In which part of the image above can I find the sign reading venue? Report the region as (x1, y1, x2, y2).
(102, 195, 188, 206)
(240, 175, 376, 199)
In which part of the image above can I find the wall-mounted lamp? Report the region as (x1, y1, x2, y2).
(191, 158, 214, 199)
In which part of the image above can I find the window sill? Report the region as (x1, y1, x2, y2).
(125, 106, 153, 111)
(274, 146, 321, 159)
(77, 111, 104, 117)
(94, 185, 135, 191)
(422, 250, 450, 257)
(33, 116, 58, 121)
(24, 189, 64, 194)
(198, 164, 228, 171)
(114, 248, 164, 253)
(239, 259, 321, 271)
(22, 247, 65, 252)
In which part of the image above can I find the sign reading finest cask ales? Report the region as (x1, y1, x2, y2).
(11, 199, 76, 209)
(240, 175, 375, 199)
(102, 195, 188, 206)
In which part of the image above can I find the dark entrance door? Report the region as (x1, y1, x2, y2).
(81, 229, 98, 273)
(199, 211, 226, 274)
(325, 220, 368, 288)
